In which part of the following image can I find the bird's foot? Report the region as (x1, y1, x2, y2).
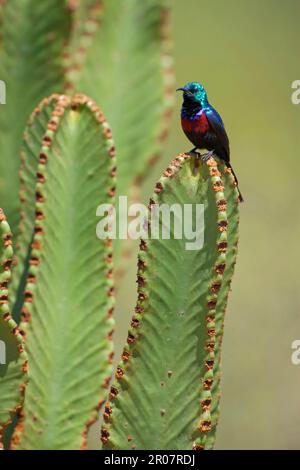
(187, 147, 200, 157)
(200, 150, 215, 162)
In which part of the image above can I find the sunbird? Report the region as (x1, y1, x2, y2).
(177, 81, 243, 202)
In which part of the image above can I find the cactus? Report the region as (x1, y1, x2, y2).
(204, 167, 240, 449)
(66, 0, 174, 198)
(11, 95, 116, 450)
(10, 96, 61, 314)
(0, 209, 28, 449)
(101, 155, 239, 450)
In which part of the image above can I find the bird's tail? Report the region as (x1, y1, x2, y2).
(226, 162, 244, 203)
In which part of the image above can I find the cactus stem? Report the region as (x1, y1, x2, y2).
(14, 94, 117, 449)
(0, 209, 28, 449)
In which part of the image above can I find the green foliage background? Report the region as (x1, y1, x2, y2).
(108, 0, 300, 450)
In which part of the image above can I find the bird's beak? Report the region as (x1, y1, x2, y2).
(176, 87, 193, 96)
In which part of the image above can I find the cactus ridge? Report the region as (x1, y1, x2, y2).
(0, 209, 28, 449)
(132, 3, 174, 187)
(10, 94, 65, 312)
(192, 158, 229, 449)
(204, 165, 240, 449)
(65, 0, 103, 94)
(12, 95, 71, 448)
(11, 94, 116, 450)
(19, 94, 71, 332)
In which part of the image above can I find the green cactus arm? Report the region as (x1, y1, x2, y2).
(13, 95, 115, 450)
(0, 0, 72, 233)
(65, 0, 102, 70)
(204, 166, 240, 450)
(10, 96, 60, 318)
(66, 0, 174, 198)
(101, 154, 240, 450)
(0, 209, 28, 449)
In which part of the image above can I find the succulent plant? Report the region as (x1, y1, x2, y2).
(66, 0, 174, 199)
(14, 94, 117, 450)
(0, 0, 173, 260)
(101, 155, 239, 450)
(0, 209, 27, 449)
(0, 0, 71, 233)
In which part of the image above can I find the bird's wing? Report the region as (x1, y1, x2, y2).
(205, 106, 230, 161)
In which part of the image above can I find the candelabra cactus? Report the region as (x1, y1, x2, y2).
(0, 0, 173, 251)
(0, 0, 240, 451)
(14, 94, 116, 450)
(101, 155, 239, 450)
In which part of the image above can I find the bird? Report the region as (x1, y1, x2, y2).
(177, 81, 243, 202)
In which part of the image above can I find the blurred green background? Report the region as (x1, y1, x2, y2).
(96, 0, 300, 449)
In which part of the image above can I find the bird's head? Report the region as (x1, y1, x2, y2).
(177, 82, 208, 107)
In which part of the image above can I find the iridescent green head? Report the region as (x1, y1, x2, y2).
(177, 81, 208, 107)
